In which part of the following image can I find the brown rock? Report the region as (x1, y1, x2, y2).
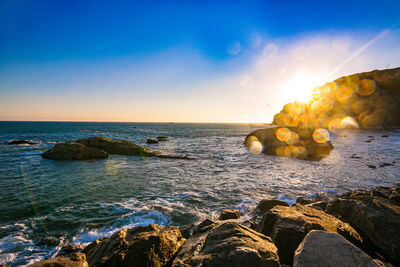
(28, 252, 88, 267)
(326, 184, 400, 265)
(172, 222, 280, 267)
(146, 138, 159, 144)
(293, 230, 379, 267)
(218, 209, 242, 220)
(82, 224, 185, 267)
(77, 137, 155, 157)
(256, 204, 362, 265)
(42, 142, 108, 160)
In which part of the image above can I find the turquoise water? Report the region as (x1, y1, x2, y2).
(0, 121, 399, 266)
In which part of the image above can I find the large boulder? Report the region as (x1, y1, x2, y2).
(218, 209, 242, 220)
(256, 204, 362, 265)
(293, 230, 379, 267)
(250, 199, 289, 229)
(172, 222, 280, 267)
(42, 142, 108, 160)
(82, 224, 185, 267)
(77, 137, 155, 157)
(325, 184, 400, 265)
(245, 127, 333, 160)
(28, 252, 88, 267)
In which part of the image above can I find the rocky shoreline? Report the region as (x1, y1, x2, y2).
(21, 183, 399, 267)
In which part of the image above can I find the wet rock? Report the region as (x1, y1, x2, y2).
(367, 164, 377, 169)
(256, 204, 362, 265)
(8, 140, 37, 145)
(77, 137, 155, 157)
(153, 153, 196, 160)
(366, 140, 372, 143)
(218, 209, 242, 220)
(296, 197, 314, 205)
(251, 199, 289, 228)
(28, 252, 88, 267)
(325, 184, 400, 264)
(157, 136, 169, 141)
(293, 230, 379, 267)
(82, 224, 185, 267)
(380, 162, 393, 167)
(172, 222, 280, 267)
(382, 135, 389, 138)
(56, 244, 85, 256)
(146, 138, 159, 144)
(245, 127, 333, 160)
(315, 191, 337, 202)
(42, 142, 108, 160)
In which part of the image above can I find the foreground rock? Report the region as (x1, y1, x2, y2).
(28, 253, 88, 267)
(293, 230, 379, 267)
(218, 209, 242, 220)
(42, 142, 108, 160)
(82, 224, 184, 267)
(256, 204, 362, 265)
(250, 199, 289, 229)
(326, 184, 400, 264)
(172, 222, 280, 267)
(77, 137, 155, 157)
(245, 126, 333, 160)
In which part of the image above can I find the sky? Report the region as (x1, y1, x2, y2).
(1, 0, 400, 123)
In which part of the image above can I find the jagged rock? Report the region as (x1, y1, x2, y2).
(157, 136, 169, 141)
(218, 209, 242, 220)
(55, 244, 85, 257)
(8, 140, 37, 145)
(77, 137, 155, 157)
(251, 199, 289, 229)
(293, 230, 379, 267)
(325, 184, 400, 265)
(42, 142, 108, 160)
(256, 204, 362, 265)
(82, 224, 185, 267)
(305, 201, 327, 211)
(296, 196, 314, 205)
(28, 252, 88, 267)
(245, 127, 333, 160)
(172, 222, 280, 267)
(146, 138, 159, 144)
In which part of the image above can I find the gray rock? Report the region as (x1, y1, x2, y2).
(326, 184, 400, 265)
(294, 230, 379, 267)
(256, 204, 363, 265)
(172, 222, 280, 267)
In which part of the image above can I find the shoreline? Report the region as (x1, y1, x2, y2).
(22, 182, 400, 267)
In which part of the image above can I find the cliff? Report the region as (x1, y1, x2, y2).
(273, 67, 400, 129)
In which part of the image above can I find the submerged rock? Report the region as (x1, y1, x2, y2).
(218, 209, 242, 220)
(293, 230, 379, 267)
(28, 252, 88, 267)
(256, 204, 362, 265)
(42, 142, 108, 160)
(245, 126, 333, 160)
(82, 224, 184, 267)
(157, 136, 169, 141)
(326, 184, 400, 264)
(146, 138, 159, 144)
(172, 222, 280, 267)
(8, 140, 37, 145)
(77, 137, 155, 157)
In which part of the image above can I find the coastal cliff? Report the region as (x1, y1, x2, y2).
(273, 67, 400, 129)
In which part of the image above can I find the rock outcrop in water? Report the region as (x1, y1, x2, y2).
(42, 142, 109, 160)
(8, 140, 38, 145)
(273, 67, 400, 130)
(245, 126, 333, 160)
(43, 137, 195, 160)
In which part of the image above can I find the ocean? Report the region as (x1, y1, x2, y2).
(0, 121, 399, 266)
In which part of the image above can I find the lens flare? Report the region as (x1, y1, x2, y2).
(312, 128, 330, 144)
(276, 127, 292, 142)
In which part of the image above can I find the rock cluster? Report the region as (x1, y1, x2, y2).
(27, 184, 399, 267)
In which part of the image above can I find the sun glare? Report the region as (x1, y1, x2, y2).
(281, 73, 324, 103)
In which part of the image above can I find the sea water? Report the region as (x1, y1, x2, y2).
(0, 121, 399, 266)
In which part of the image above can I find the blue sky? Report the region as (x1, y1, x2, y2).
(1, 0, 400, 122)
